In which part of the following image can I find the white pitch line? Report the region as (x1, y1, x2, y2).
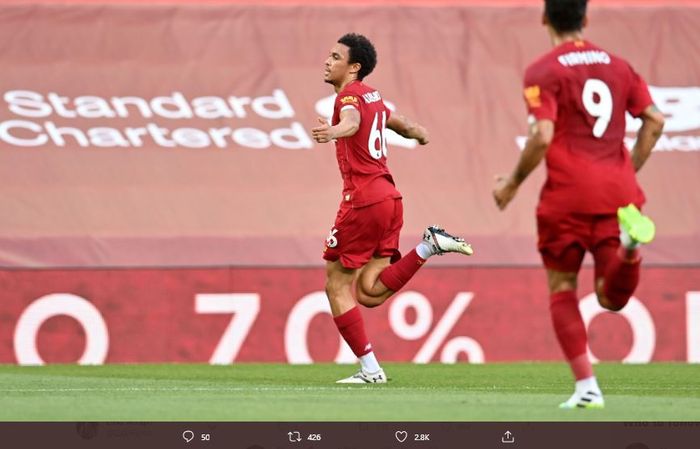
(0, 386, 427, 393)
(1, 386, 698, 393)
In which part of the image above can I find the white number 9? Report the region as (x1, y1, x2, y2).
(582, 78, 613, 138)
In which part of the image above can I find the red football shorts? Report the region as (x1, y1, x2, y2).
(322, 198, 403, 269)
(536, 211, 621, 276)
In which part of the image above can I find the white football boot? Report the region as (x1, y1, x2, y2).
(559, 389, 605, 409)
(423, 225, 474, 256)
(336, 368, 387, 384)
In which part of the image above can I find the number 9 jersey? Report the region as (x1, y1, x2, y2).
(332, 80, 402, 208)
(523, 39, 654, 215)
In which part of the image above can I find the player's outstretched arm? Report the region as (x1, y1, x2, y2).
(493, 119, 554, 210)
(631, 104, 665, 172)
(311, 108, 361, 143)
(386, 113, 429, 145)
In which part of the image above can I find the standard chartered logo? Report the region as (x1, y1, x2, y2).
(625, 86, 700, 133)
(0, 89, 313, 150)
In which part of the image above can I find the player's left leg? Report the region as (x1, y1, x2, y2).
(358, 199, 472, 307)
(356, 230, 473, 308)
(355, 256, 394, 308)
(538, 212, 604, 408)
(593, 239, 639, 311)
(325, 260, 387, 384)
(546, 267, 605, 409)
(593, 205, 655, 311)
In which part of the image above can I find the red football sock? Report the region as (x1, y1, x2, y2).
(550, 290, 593, 380)
(603, 247, 640, 309)
(333, 306, 372, 357)
(378, 249, 426, 292)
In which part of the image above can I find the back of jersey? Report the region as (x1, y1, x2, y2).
(524, 40, 653, 214)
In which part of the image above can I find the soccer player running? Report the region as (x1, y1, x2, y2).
(493, 0, 664, 408)
(312, 33, 473, 383)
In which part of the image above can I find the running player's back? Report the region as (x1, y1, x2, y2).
(524, 40, 653, 214)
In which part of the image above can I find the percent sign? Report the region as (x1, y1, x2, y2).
(388, 291, 484, 363)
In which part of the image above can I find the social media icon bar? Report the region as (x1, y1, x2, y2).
(288, 430, 301, 443)
(395, 430, 408, 443)
(502, 430, 515, 444)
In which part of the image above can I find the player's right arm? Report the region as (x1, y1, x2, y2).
(625, 66, 665, 172)
(493, 117, 554, 210)
(493, 67, 556, 210)
(630, 104, 664, 172)
(386, 113, 429, 145)
(311, 108, 361, 143)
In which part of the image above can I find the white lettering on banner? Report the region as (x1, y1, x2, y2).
(1, 89, 306, 150)
(6, 289, 698, 363)
(389, 291, 433, 340)
(270, 123, 313, 149)
(4, 90, 52, 117)
(284, 291, 355, 364)
(48, 93, 77, 118)
(688, 292, 700, 363)
(4, 89, 295, 120)
(626, 86, 700, 133)
(252, 89, 295, 119)
(390, 291, 484, 364)
(111, 96, 153, 118)
(195, 293, 260, 365)
(579, 293, 656, 363)
(90, 127, 130, 147)
(151, 92, 194, 119)
(0, 120, 312, 149)
(13, 293, 109, 366)
(193, 96, 235, 119)
(0, 120, 48, 146)
(518, 133, 700, 152)
(75, 96, 117, 118)
(624, 134, 700, 152)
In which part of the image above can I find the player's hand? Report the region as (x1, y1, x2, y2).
(493, 175, 518, 210)
(311, 117, 335, 143)
(417, 129, 429, 145)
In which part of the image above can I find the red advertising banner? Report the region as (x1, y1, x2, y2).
(1, 267, 698, 364)
(0, 4, 698, 268)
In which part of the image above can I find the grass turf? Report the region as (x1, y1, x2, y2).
(0, 363, 698, 421)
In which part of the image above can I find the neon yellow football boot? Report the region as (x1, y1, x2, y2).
(617, 203, 655, 247)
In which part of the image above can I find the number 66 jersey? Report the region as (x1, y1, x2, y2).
(332, 80, 402, 209)
(523, 39, 654, 215)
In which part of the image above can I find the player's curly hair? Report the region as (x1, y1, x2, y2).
(337, 33, 377, 81)
(545, 0, 588, 33)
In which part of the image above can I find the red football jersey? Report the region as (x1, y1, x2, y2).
(332, 80, 401, 208)
(523, 40, 654, 214)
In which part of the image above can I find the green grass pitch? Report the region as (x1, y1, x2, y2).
(1, 363, 699, 421)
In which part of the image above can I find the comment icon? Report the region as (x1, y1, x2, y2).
(182, 430, 194, 443)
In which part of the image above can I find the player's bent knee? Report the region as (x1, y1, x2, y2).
(356, 291, 382, 308)
(597, 294, 624, 312)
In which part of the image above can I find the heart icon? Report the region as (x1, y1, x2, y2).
(395, 430, 408, 443)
